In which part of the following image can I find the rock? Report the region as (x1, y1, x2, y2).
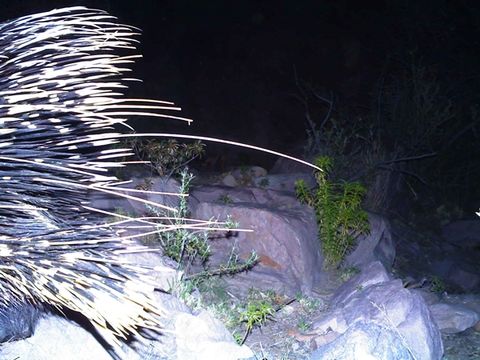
(1, 293, 253, 360)
(253, 172, 316, 193)
(222, 174, 238, 187)
(442, 294, 480, 314)
(0, 316, 115, 360)
(174, 310, 254, 360)
(331, 261, 392, 307)
(410, 288, 441, 305)
(191, 184, 300, 208)
(430, 303, 480, 333)
(344, 213, 396, 271)
(191, 186, 322, 296)
(89, 176, 184, 215)
(309, 321, 415, 360)
(221, 166, 268, 187)
(312, 269, 443, 360)
(231, 166, 267, 179)
(442, 220, 480, 248)
(122, 251, 183, 292)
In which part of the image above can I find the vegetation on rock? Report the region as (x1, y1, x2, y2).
(296, 156, 370, 267)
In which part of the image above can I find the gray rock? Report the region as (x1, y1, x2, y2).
(89, 176, 184, 216)
(309, 321, 415, 360)
(222, 173, 238, 187)
(331, 261, 392, 307)
(344, 212, 396, 271)
(410, 288, 441, 306)
(253, 172, 316, 193)
(430, 303, 480, 333)
(442, 293, 480, 314)
(0, 316, 114, 360)
(191, 189, 322, 296)
(313, 271, 444, 360)
(174, 310, 254, 360)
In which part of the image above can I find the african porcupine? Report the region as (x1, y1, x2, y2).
(0, 6, 188, 355)
(0, 5, 321, 358)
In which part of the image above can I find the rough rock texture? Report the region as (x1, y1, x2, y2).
(175, 311, 254, 360)
(309, 321, 415, 360)
(90, 176, 183, 215)
(1, 297, 253, 360)
(344, 212, 396, 271)
(253, 172, 317, 193)
(1, 250, 253, 360)
(311, 261, 444, 360)
(191, 185, 322, 296)
(430, 303, 480, 334)
(331, 261, 392, 307)
(0, 316, 114, 360)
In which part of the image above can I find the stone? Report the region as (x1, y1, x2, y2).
(331, 261, 392, 307)
(344, 212, 396, 271)
(1, 316, 115, 360)
(430, 303, 480, 333)
(191, 186, 323, 296)
(253, 172, 316, 193)
(309, 321, 415, 360)
(222, 174, 238, 187)
(174, 310, 254, 360)
(312, 275, 444, 360)
(89, 176, 184, 216)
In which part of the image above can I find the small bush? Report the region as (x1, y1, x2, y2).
(129, 138, 205, 177)
(149, 169, 257, 281)
(296, 156, 369, 267)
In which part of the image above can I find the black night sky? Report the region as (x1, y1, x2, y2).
(1, 1, 480, 217)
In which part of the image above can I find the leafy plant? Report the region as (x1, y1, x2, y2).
(151, 170, 210, 264)
(258, 177, 270, 188)
(129, 138, 205, 177)
(218, 194, 233, 204)
(150, 169, 257, 283)
(339, 266, 361, 282)
(239, 300, 275, 344)
(430, 276, 446, 293)
(296, 293, 321, 314)
(296, 156, 369, 267)
(297, 318, 311, 332)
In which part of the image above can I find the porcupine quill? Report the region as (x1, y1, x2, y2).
(0, 6, 319, 358)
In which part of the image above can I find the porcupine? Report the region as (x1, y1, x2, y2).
(0, 5, 321, 357)
(0, 6, 192, 356)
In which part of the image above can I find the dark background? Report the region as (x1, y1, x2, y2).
(1, 0, 479, 217)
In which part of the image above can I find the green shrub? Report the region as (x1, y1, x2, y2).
(149, 169, 257, 280)
(296, 156, 369, 267)
(129, 138, 205, 177)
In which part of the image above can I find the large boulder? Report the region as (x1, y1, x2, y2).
(309, 321, 415, 360)
(344, 212, 396, 271)
(429, 303, 480, 334)
(310, 261, 444, 360)
(190, 185, 323, 296)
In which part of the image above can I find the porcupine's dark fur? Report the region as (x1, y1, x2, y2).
(0, 6, 194, 354)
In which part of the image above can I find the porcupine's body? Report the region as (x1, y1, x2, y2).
(0, 6, 189, 354)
